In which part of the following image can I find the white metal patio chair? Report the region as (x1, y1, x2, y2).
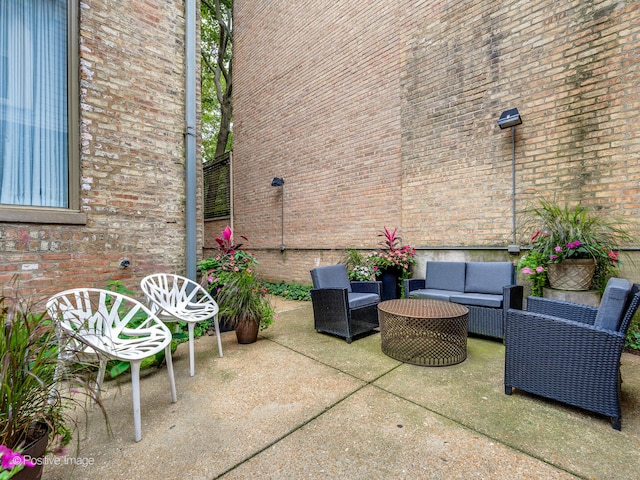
(140, 273, 223, 377)
(46, 288, 177, 442)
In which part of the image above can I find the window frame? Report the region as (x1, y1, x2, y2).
(0, 0, 85, 225)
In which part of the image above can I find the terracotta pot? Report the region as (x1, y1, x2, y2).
(12, 423, 49, 480)
(546, 258, 596, 291)
(235, 319, 259, 344)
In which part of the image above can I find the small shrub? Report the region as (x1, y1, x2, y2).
(626, 311, 640, 352)
(262, 281, 311, 301)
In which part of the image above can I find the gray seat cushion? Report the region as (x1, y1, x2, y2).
(449, 293, 503, 309)
(464, 262, 513, 295)
(310, 264, 352, 292)
(425, 262, 466, 291)
(348, 292, 380, 309)
(594, 277, 631, 331)
(409, 289, 460, 302)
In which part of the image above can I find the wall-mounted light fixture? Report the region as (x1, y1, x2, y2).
(498, 108, 523, 254)
(497, 108, 522, 129)
(271, 177, 285, 251)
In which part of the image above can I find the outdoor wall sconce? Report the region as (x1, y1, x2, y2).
(271, 177, 285, 251)
(497, 108, 523, 254)
(497, 108, 522, 129)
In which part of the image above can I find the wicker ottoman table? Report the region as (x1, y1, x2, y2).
(378, 299, 469, 366)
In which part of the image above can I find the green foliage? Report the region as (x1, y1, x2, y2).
(514, 251, 548, 297)
(626, 312, 640, 351)
(216, 271, 275, 331)
(262, 281, 311, 301)
(341, 249, 376, 281)
(1, 288, 105, 455)
(201, 0, 233, 161)
(521, 199, 632, 292)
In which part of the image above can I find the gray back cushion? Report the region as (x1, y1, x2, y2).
(464, 262, 513, 295)
(595, 277, 631, 331)
(425, 262, 466, 292)
(310, 264, 352, 292)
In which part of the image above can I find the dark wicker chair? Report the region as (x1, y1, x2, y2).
(504, 278, 640, 430)
(310, 264, 382, 343)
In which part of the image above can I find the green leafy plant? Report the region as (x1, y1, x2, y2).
(216, 271, 275, 331)
(1, 286, 107, 464)
(520, 200, 632, 292)
(514, 250, 548, 297)
(199, 226, 257, 295)
(261, 282, 311, 301)
(340, 249, 373, 281)
(368, 227, 416, 297)
(369, 227, 417, 276)
(626, 312, 640, 351)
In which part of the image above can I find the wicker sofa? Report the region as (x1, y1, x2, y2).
(504, 278, 640, 430)
(403, 261, 523, 340)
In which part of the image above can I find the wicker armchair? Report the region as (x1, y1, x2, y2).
(504, 278, 640, 430)
(310, 264, 382, 343)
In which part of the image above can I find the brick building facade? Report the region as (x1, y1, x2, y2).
(1, 1, 203, 300)
(228, 0, 640, 286)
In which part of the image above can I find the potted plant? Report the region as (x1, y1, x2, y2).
(368, 227, 416, 300)
(517, 200, 631, 293)
(1, 288, 106, 480)
(342, 249, 376, 281)
(215, 270, 275, 344)
(199, 226, 257, 331)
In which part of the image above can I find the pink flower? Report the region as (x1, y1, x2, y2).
(554, 246, 563, 253)
(0, 445, 36, 470)
(221, 225, 232, 242)
(536, 266, 545, 273)
(521, 267, 534, 275)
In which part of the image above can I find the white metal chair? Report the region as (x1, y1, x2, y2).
(46, 288, 177, 442)
(140, 273, 223, 377)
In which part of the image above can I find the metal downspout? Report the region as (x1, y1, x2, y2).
(185, 0, 197, 280)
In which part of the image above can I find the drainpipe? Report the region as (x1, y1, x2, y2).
(185, 0, 197, 280)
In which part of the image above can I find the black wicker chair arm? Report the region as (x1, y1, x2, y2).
(350, 280, 382, 296)
(526, 295, 598, 325)
(403, 278, 425, 295)
(310, 287, 348, 302)
(504, 285, 524, 311)
(507, 308, 625, 342)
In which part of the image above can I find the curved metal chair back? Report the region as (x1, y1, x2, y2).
(47, 288, 177, 442)
(140, 273, 222, 377)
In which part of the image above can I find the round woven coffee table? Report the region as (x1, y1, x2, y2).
(378, 299, 469, 366)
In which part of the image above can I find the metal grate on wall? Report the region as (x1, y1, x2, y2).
(203, 151, 230, 219)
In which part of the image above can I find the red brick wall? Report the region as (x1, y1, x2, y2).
(0, 0, 202, 301)
(233, 0, 640, 285)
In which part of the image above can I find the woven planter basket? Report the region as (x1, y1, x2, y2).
(546, 258, 596, 291)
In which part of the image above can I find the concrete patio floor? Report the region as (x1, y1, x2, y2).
(44, 297, 640, 480)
